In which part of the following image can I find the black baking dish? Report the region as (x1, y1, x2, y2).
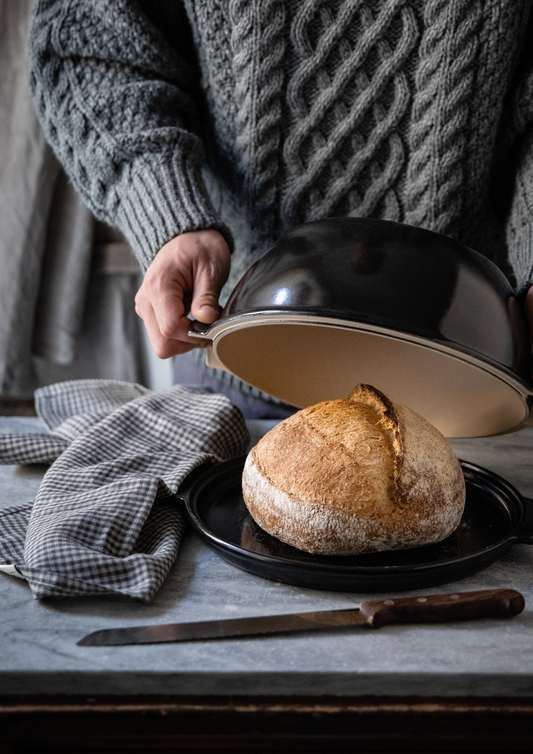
(179, 457, 533, 593)
(182, 217, 533, 591)
(189, 217, 533, 439)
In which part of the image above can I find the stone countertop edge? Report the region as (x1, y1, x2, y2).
(2, 671, 533, 698)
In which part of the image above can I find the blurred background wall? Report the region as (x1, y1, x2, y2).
(0, 0, 172, 412)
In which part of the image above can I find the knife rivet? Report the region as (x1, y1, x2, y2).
(384, 600, 394, 605)
(417, 597, 427, 602)
(450, 594, 460, 600)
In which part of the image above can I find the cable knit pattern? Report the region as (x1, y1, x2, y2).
(29, 0, 533, 390)
(229, 0, 287, 245)
(30, 0, 233, 270)
(187, 0, 236, 162)
(283, 0, 416, 225)
(405, 0, 482, 237)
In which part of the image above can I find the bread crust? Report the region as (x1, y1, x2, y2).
(241, 384, 466, 555)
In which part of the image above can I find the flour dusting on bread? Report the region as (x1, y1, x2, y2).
(241, 384, 465, 556)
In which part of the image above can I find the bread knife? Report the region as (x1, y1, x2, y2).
(77, 589, 524, 646)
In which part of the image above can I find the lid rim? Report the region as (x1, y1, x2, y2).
(207, 309, 532, 398)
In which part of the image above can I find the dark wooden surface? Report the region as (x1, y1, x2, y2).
(2, 695, 533, 752)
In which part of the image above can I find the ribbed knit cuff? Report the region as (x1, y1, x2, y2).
(114, 151, 234, 272)
(508, 218, 533, 297)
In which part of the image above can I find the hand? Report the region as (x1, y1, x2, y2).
(135, 229, 231, 358)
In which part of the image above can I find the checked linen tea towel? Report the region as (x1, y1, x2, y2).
(0, 380, 249, 601)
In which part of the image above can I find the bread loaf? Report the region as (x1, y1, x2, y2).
(242, 384, 466, 556)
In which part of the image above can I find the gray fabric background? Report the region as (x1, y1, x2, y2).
(0, 0, 147, 396)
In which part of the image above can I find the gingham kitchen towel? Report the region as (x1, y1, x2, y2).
(0, 380, 249, 601)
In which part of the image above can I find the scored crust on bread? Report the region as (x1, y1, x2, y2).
(242, 384, 466, 556)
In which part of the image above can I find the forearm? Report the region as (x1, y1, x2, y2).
(29, 0, 233, 270)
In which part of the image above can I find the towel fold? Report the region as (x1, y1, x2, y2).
(0, 380, 249, 601)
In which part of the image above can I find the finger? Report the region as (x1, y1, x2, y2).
(190, 266, 226, 325)
(145, 288, 208, 352)
(152, 294, 207, 347)
(141, 302, 198, 358)
(152, 286, 192, 342)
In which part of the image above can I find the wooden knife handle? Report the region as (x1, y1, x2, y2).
(359, 589, 525, 629)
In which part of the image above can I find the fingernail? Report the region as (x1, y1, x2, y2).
(198, 306, 219, 323)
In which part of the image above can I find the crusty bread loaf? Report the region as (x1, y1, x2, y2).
(242, 384, 466, 556)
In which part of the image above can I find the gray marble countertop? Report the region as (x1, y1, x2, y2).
(1, 416, 533, 698)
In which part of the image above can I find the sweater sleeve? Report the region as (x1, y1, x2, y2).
(507, 127, 533, 295)
(29, 0, 233, 272)
(502, 16, 533, 295)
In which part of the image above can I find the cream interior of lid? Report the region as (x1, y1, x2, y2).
(208, 322, 528, 438)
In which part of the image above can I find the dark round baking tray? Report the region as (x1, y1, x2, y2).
(180, 457, 533, 592)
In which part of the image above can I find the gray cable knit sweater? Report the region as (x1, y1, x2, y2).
(29, 0, 533, 391)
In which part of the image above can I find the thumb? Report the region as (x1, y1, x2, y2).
(190, 269, 223, 324)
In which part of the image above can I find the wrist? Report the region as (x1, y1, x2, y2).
(113, 153, 234, 272)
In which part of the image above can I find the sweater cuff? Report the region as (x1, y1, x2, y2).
(113, 152, 234, 272)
